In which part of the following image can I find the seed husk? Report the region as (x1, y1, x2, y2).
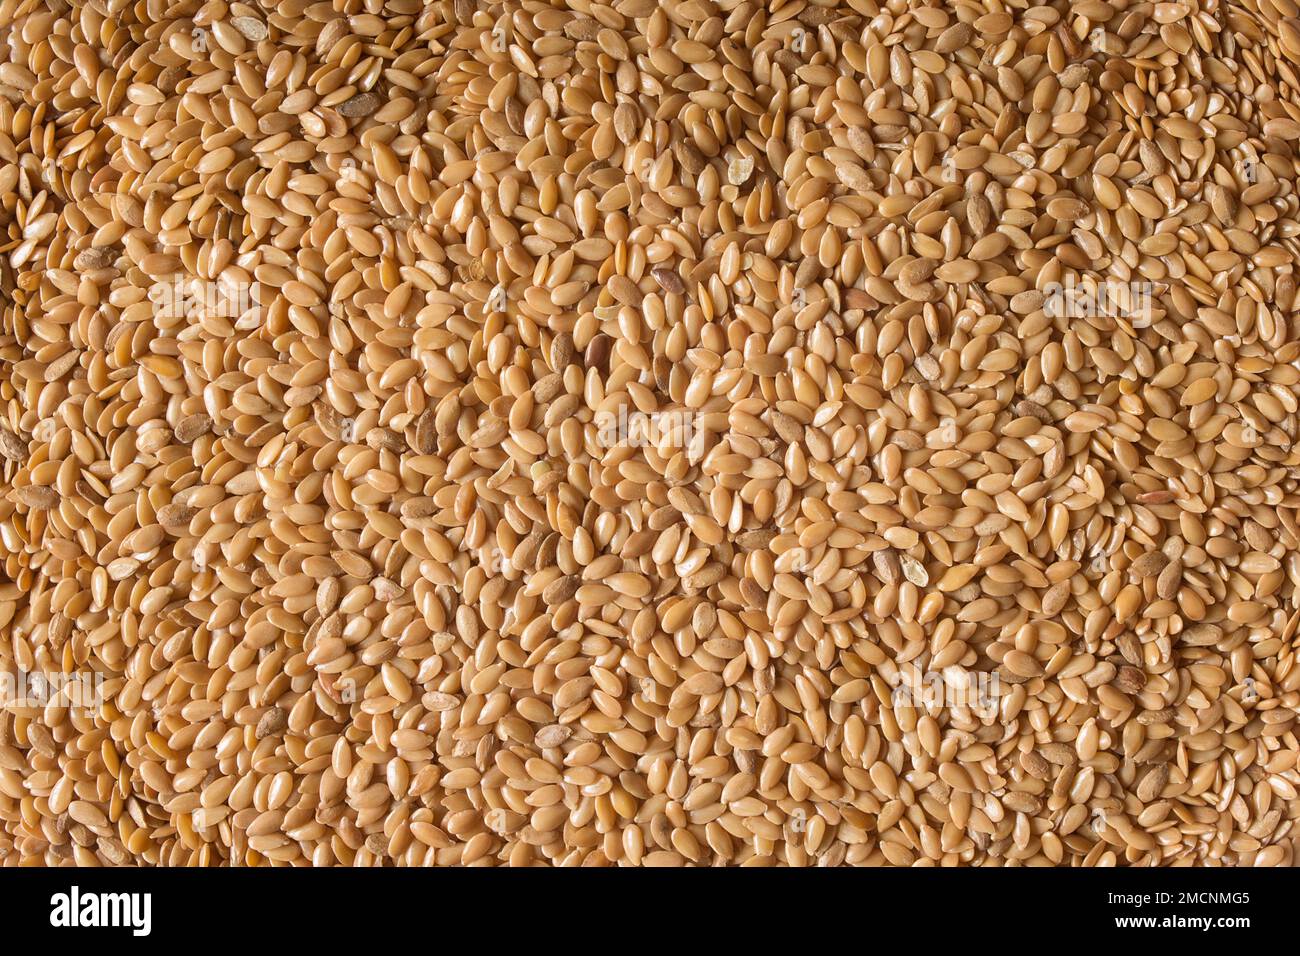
(255, 708, 288, 739)
(0, 426, 25, 461)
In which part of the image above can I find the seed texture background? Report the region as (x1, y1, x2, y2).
(0, 0, 1299, 866)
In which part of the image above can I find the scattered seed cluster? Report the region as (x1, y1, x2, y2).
(1, 0, 1299, 868)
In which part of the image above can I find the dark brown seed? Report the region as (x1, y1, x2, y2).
(255, 708, 288, 739)
(338, 92, 381, 117)
(651, 267, 684, 295)
(1130, 551, 1170, 578)
(551, 332, 575, 370)
(1115, 666, 1146, 694)
(584, 333, 612, 372)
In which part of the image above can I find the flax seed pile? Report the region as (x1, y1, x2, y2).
(1, 0, 1299, 868)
